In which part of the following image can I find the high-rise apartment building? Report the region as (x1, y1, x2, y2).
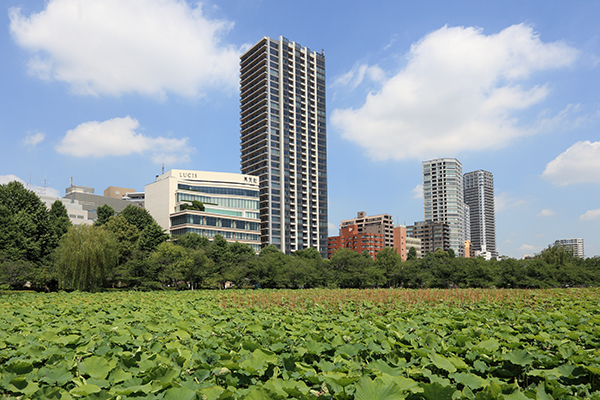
(554, 238, 584, 258)
(463, 170, 497, 260)
(422, 158, 466, 256)
(240, 36, 328, 256)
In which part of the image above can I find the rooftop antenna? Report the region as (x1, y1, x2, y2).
(37, 174, 51, 196)
(162, 163, 164, 175)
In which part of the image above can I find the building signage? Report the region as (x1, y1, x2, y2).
(179, 172, 198, 179)
(243, 176, 258, 183)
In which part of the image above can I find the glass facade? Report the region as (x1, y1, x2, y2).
(422, 158, 466, 257)
(240, 36, 328, 257)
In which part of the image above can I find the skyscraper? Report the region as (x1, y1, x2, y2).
(463, 170, 497, 260)
(240, 36, 328, 256)
(422, 158, 466, 256)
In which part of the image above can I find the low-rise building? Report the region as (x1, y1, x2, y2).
(554, 238, 584, 258)
(328, 224, 385, 259)
(340, 211, 394, 248)
(145, 169, 261, 252)
(40, 195, 92, 226)
(407, 221, 450, 255)
(406, 237, 422, 259)
(65, 183, 135, 220)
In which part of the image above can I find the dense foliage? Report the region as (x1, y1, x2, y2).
(1, 289, 599, 399)
(1, 182, 600, 292)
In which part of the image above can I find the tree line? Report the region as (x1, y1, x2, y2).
(1, 181, 599, 292)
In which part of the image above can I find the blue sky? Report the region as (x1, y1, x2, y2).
(1, 0, 599, 258)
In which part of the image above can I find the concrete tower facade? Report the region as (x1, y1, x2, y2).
(422, 158, 466, 256)
(464, 170, 497, 260)
(240, 36, 328, 256)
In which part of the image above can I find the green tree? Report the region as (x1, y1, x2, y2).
(101, 215, 139, 264)
(176, 232, 210, 250)
(137, 222, 169, 253)
(147, 242, 195, 287)
(48, 200, 71, 236)
(0, 258, 33, 290)
(407, 247, 417, 261)
(375, 247, 402, 287)
(94, 204, 115, 227)
(205, 235, 233, 288)
(0, 181, 53, 263)
(329, 248, 373, 288)
(119, 205, 155, 232)
(55, 225, 118, 292)
(293, 247, 322, 260)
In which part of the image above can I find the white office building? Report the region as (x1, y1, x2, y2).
(145, 170, 261, 252)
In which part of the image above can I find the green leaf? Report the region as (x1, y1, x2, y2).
(8, 377, 40, 396)
(475, 339, 500, 353)
(7, 360, 34, 374)
(503, 350, 534, 366)
(199, 386, 225, 400)
(240, 348, 278, 374)
(420, 382, 456, 400)
(38, 367, 73, 386)
(70, 384, 102, 396)
(429, 352, 457, 373)
(245, 387, 276, 400)
(322, 371, 360, 387)
(452, 372, 487, 390)
(163, 386, 197, 400)
(79, 355, 113, 379)
(501, 390, 530, 400)
(354, 376, 405, 400)
(111, 383, 152, 396)
(535, 383, 553, 400)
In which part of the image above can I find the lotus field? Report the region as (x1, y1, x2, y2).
(1, 289, 600, 399)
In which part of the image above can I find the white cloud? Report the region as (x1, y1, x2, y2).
(412, 184, 423, 199)
(23, 131, 45, 146)
(536, 208, 555, 217)
(542, 141, 600, 185)
(333, 63, 385, 89)
(578, 208, 600, 221)
(0, 174, 26, 186)
(9, 0, 241, 98)
(331, 24, 578, 161)
(328, 222, 338, 236)
(55, 116, 192, 163)
(495, 192, 526, 212)
(519, 244, 542, 256)
(0, 174, 60, 197)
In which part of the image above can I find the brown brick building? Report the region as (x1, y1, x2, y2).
(328, 224, 385, 259)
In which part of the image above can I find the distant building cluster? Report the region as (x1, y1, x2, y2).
(328, 158, 500, 260)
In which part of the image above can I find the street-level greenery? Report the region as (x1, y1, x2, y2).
(1, 181, 600, 292)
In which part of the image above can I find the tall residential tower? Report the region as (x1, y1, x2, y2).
(240, 36, 328, 256)
(422, 158, 466, 256)
(463, 170, 497, 260)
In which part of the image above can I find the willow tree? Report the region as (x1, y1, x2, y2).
(56, 225, 118, 292)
